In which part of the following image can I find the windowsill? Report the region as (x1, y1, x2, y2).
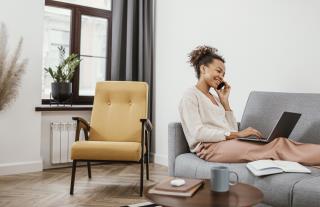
(35, 105, 93, 111)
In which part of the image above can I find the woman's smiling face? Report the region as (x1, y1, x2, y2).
(200, 59, 226, 89)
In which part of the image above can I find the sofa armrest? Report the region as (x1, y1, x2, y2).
(168, 122, 190, 176)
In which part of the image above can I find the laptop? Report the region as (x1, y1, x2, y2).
(237, 111, 301, 143)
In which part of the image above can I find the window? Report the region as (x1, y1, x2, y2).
(42, 6, 71, 99)
(55, 0, 111, 10)
(42, 0, 112, 104)
(79, 15, 108, 96)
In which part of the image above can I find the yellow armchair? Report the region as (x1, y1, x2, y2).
(69, 81, 152, 196)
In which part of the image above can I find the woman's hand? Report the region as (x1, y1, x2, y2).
(237, 127, 263, 138)
(225, 127, 263, 140)
(214, 81, 231, 105)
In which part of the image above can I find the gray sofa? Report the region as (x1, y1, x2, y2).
(168, 91, 320, 207)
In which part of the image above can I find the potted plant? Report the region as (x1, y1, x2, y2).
(44, 46, 81, 103)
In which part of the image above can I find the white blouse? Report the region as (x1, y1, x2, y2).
(179, 86, 238, 152)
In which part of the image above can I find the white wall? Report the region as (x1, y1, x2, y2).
(0, 0, 45, 175)
(154, 0, 320, 166)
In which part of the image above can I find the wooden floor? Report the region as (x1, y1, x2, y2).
(0, 163, 168, 207)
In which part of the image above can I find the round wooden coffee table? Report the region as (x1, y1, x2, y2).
(145, 180, 263, 207)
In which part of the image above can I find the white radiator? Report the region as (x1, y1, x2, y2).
(50, 122, 77, 164)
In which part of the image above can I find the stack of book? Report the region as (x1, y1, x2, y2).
(148, 177, 204, 197)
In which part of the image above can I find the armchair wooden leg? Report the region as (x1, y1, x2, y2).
(140, 157, 144, 196)
(145, 131, 150, 180)
(87, 161, 92, 179)
(146, 156, 149, 180)
(70, 160, 77, 195)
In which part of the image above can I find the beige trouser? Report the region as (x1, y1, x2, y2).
(196, 137, 320, 166)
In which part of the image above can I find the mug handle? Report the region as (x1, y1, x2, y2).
(229, 171, 239, 186)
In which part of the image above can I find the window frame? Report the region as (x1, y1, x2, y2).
(42, 0, 112, 105)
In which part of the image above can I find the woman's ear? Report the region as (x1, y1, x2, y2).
(200, 65, 206, 75)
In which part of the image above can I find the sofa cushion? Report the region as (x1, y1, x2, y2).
(175, 153, 320, 207)
(240, 91, 320, 144)
(291, 175, 320, 207)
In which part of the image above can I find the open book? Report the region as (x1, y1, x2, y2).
(247, 160, 311, 176)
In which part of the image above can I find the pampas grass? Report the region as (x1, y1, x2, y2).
(0, 23, 28, 111)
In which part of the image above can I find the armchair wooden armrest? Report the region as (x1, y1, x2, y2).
(140, 118, 153, 132)
(72, 117, 90, 141)
(140, 118, 152, 155)
(140, 118, 152, 182)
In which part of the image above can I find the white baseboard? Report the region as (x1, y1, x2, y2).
(151, 152, 168, 166)
(0, 160, 43, 176)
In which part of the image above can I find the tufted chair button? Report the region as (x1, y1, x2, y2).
(107, 101, 111, 105)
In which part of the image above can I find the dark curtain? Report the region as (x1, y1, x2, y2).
(111, 0, 154, 121)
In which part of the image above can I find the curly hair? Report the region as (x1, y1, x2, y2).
(188, 45, 225, 79)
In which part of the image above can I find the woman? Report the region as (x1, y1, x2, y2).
(179, 45, 320, 166)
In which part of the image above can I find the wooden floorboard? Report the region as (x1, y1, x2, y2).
(0, 163, 168, 207)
